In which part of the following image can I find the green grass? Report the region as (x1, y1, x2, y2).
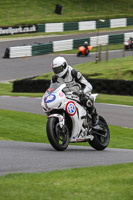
(0, 163, 133, 200)
(0, 0, 133, 26)
(1, 55, 133, 106)
(72, 56, 133, 80)
(34, 56, 133, 80)
(0, 82, 43, 97)
(96, 94, 133, 106)
(0, 109, 133, 149)
(0, 109, 47, 143)
(0, 82, 133, 106)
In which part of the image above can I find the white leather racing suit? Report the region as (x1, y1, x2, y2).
(51, 65, 98, 125)
(51, 65, 92, 96)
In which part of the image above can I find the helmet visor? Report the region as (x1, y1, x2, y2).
(52, 64, 66, 74)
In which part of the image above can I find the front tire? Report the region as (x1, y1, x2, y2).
(89, 116, 110, 150)
(77, 51, 82, 57)
(46, 117, 69, 151)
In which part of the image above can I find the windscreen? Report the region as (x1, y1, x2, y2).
(46, 82, 62, 94)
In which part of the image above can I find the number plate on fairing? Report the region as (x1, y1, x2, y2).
(65, 101, 77, 116)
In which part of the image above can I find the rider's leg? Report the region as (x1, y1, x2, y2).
(86, 100, 99, 126)
(80, 94, 99, 126)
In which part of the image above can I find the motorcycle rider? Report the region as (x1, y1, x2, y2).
(51, 56, 99, 126)
(128, 37, 133, 49)
(83, 41, 89, 55)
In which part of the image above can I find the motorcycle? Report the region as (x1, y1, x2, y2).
(124, 40, 133, 50)
(41, 82, 110, 151)
(77, 46, 93, 57)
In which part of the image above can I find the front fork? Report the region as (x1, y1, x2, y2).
(48, 113, 65, 129)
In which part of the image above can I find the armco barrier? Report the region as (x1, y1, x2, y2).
(110, 18, 126, 28)
(79, 21, 96, 31)
(109, 34, 124, 44)
(35, 18, 133, 33)
(127, 18, 133, 26)
(53, 39, 73, 52)
(12, 78, 133, 96)
(37, 24, 45, 32)
(73, 38, 90, 49)
(32, 43, 53, 56)
(4, 31, 133, 58)
(37, 17, 132, 33)
(1, 18, 133, 36)
(45, 23, 63, 33)
(10, 45, 32, 58)
(96, 19, 110, 29)
(64, 22, 78, 31)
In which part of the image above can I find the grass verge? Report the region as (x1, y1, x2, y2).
(1, 55, 133, 106)
(33, 56, 133, 80)
(1, 82, 133, 105)
(0, 0, 133, 26)
(0, 163, 133, 200)
(0, 82, 43, 97)
(0, 109, 133, 149)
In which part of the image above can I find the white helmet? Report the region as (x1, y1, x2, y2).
(52, 56, 68, 78)
(84, 41, 88, 45)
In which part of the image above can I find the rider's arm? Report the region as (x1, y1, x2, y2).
(71, 69, 92, 94)
(51, 75, 58, 83)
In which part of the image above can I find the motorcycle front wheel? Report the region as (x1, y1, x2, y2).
(77, 51, 82, 57)
(89, 116, 110, 150)
(46, 117, 70, 151)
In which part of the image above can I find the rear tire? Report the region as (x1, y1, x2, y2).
(85, 50, 89, 56)
(46, 117, 69, 151)
(89, 116, 110, 150)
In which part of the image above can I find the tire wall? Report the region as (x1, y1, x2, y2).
(12, 78, 133, 96)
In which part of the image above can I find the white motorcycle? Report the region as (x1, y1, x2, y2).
(41, 82, 110, 151)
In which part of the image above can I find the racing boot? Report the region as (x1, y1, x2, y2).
(91, 107, 99, 126)
(86, 100, 99, 126)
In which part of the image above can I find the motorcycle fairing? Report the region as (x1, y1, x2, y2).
(64, 100, 87, 142)
(41, 82, 90, 142)
(78, 46, 93, 54)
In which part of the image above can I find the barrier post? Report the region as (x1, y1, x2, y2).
(106, 44, 109, 62)
(95, 19, 105, 63)
(123, 43, 125, 57)
(98, 45, 102, 61)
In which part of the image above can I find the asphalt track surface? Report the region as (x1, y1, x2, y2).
(0, 30, 133, 176)
(0, 96, 133, 129)
(0, 140, 133, 176)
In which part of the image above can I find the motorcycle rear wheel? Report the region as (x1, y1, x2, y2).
(46, 117, 69, 151)
(89, 116, 110, 150)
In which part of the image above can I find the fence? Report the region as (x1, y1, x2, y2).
(13, 77, 133, 96)
(1, 18, 133, 36)
(4, 31, 133, 58)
